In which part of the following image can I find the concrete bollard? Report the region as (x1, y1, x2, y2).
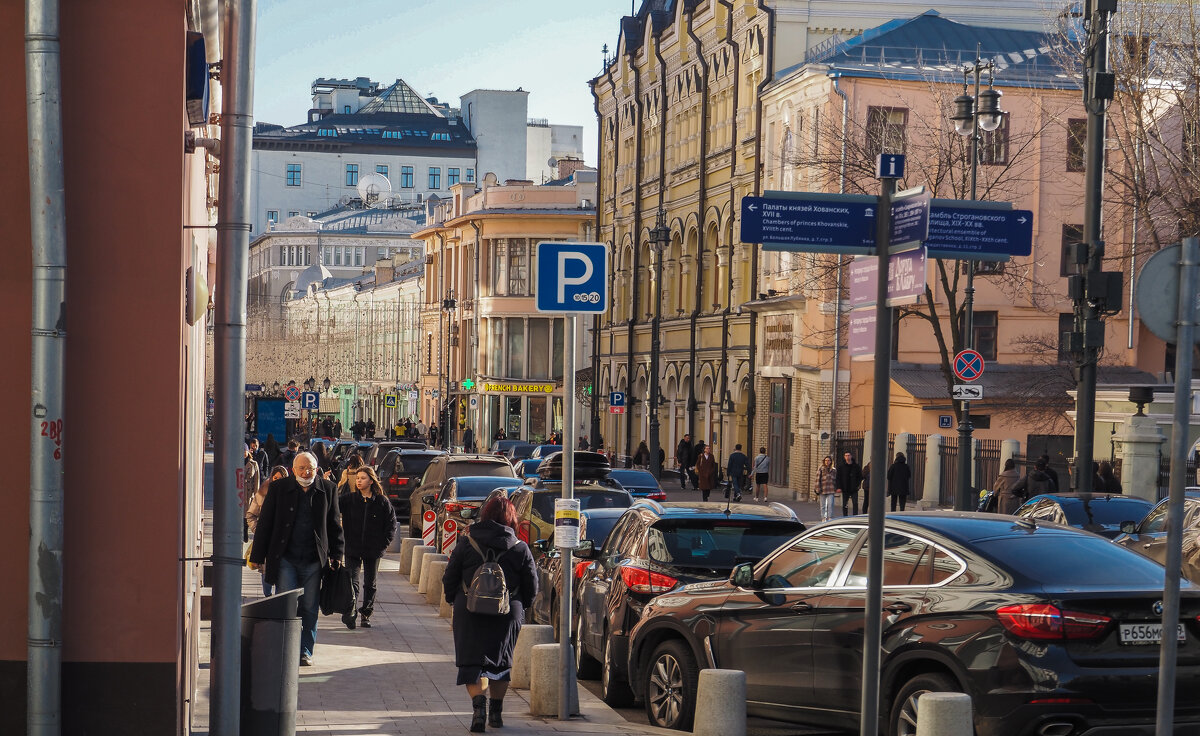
(439, 594, 453, 618)
(398, 538, 420, 574)
(409, 545, 435, 588)
(418, 553, 449, 596)
(425, 560, 449, 605)
(511, 625, 554, 690)
(693, 669, 746, 736)
(529, 644, 560, 716)
(915, 692, 973, 736)
(387, 521, 404, 553)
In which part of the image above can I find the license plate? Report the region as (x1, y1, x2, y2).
(1118, 622, 1187, 645)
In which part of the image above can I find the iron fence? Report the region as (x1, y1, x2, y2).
(908, 434, 928, 505)
(940, 437, 959, 508)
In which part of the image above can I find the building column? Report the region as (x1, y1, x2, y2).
(1117, 414, 1166, 503)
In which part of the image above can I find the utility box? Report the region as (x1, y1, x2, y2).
(241, 588, 303, 736)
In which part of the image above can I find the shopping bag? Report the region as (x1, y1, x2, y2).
(319, 563, 354, 616)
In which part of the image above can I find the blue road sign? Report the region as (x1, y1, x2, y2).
(384, 394, 397, 409)
(300, 391, 320, 410)
(741, 193, 878, 255)
(953, 349, 985, 382)
(891, 189, 931, 249)
(609, 391, 626, 407)
(536, 241, 608, 313)
(876, 153, 906, 179)
(925, 203, 1033, 260)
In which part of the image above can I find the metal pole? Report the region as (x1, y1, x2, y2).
(25, 0, 67, 731)
(1155, 237, 1199, 736)
(956, 63, 981, 511)
(649, 225, 664, 479)
(212, 0, 256, 733)
(560, 315, 578, 720)
(860, 176, 895, 736)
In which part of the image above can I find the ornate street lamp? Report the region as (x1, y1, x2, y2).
(648, 210, 670, 479)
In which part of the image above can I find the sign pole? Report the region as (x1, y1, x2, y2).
(560, 314, 578, 720)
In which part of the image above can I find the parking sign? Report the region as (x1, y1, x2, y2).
(535, 241, 608, 313)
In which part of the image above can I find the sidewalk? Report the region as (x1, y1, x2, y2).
(191, 533, 675, 735)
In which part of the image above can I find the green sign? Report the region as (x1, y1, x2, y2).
(461, 378, 476, 390)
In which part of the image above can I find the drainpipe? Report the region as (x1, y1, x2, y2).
(25, 1, 66, 733)
(830, 76, 849, 451)
(686, 7, 709, 438)
(470, 220, 483, 441)
(211, 0, 257, 734)
(590, 80, 603, 449)
(625, 49, 643, 459)
(747, 0, 775, 453)
(718, 0, 740, 454)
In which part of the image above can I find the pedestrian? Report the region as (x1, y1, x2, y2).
(994, 458, 1023, 514)
(366, 418, 376, 439)
(1094, 460, 1123, 493)
(752, 447, 770, 501)
(463, 426, 476, 453)
(249, 438, 269, 479)
(337, 454, 365, 495)
(1012, 456, 1054, 502)
(886, 452, 912, 512)
(1040, 454, 1060, 492)
(861, 461, 871, 512)
(442, 495, 537, 732)
(246, 465, 289, 596)
(263, 433, 282, 466)
(333, 419, 342, 438)
(725, 444, 749, 501)
(312, 442, 333, 475)
(675, 434, 694, 490)
(836, 451, 863, 516)
(633, 440, 650, 469)
(417, 418, 428, 437)
(243, 443, 261, 510)
(247, 451, 344, 667)
(321, 417, 333, 437)
(494, 428, 507, 442)
(338, 466, 396, 630)
(577, 435, 589, 451)
(430, 423, 439, 447)
(695, 443, 719, 502)
(280, 440, 298, 468)
(815, 455, 838, 521)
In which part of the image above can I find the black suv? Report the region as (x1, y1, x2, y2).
(407, 454, 517, 532)
(573, 500, 804, 706)
(376, 448, 445, 516)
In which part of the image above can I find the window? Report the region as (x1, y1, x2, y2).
(507, 318, 525, 377)
(323, 246, 333, 265)
(529, 318, 550, 379)
(972, 415, 991, 430)
(288, 210, 299, 218)
(335, 247, 344, 266)
(266, 210, 279, 226)
(865, 107, 907, 159)
(345, 163, 359, 187)
(342, 105, 352, 114)
(426, 333, 433, 373)
(376, 164, 389, 177)
(1186, 119, 1200, 167)
(448, 167, 460, 186)
(431, 131, 451, 141)
(1060, 224, 1084, 277)
(428, 167, 441, 189)
(973, 311, 998, 361)
(1057, 312, 1075, 363)
(377, 247, 389, 261)
(400, 165, 414, 188)
(508, 240, 528, 294)
(466, 168, 475, 183)
(286, 163, 302, 187)
(761, 526, 860, 589)
(977, 114, 1009, 166)
(846, 533, 929, 587)
(354, 247, 363, 266)
(1067, 118, 1087, 172)
(278, 245, 286, 265)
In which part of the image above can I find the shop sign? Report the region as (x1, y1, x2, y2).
(480, 383, 556, 394)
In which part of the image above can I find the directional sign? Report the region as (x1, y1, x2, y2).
(384, 394, 397, 408)
(849, 249, 927, 309)
(284, 402, 301, 419)
(300, 391, 319, 410)
(848, 310, 876, 360)
(742, 193, 878, 255)
(890, 188, 931, 250)
(536, 241, 608, 312)
(283, 385, 301, 402)
(925, 202, 1033, 260)
(953, 349, 985, 382)
(609, 391, 626, 407)
(952, 384, 985, 400)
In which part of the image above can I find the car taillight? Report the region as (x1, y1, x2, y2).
(574, 560, 592, 579)
(388, 475, 408, 486)
(619, 565, 678, 594)
(996, 604, 1111, 640)
(517, 520, 532, 543)
(444, 502, 463, 514)
(648, 491, 667, 501)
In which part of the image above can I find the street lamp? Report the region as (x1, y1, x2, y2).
(648, 209, 670, 479)
(442, 291, 457, 450)
(949, 52, 1003, 511)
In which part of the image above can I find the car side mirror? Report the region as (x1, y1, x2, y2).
(421, 494, 436, 506)
(574, 540, 596, 559)
(460, 507, 476, 519)
(730, 562, 757, 589)
(1120, 521, 1137, 534)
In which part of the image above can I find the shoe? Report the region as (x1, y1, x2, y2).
(470, 694, 487, 732)
(342, 611, 357, 630)
(734, 495, 742, 502)
(360, 615, 372, 628)
(488, 698, 504, 728)
(300, 654, 313, 667)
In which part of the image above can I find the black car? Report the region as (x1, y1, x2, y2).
(608, 469, 667, 500)
(366, 440, 428, 466)
(376, 448, 445, 516)
(626, 512, 1200, 735)
(530, 507, 627, 636)
(1014, 492, 1153, 538)
(1114, 490, 1200, 582)
(574, 500, 805, 706)
(510, 481, 634, 550)
(422, 476, 518, 548)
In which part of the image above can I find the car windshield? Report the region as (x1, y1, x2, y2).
(454, 479, 515, 498)
(530, 489, 632, 522)
(582, 514, 622, 544)
(610, 470, 656, 487)
(397, 454, 437, 477)
(447, 460, 514, 479)
(647, 519, 805, 568)
(1059, 497, 1152, 527)
(977, 534, 1172, 586)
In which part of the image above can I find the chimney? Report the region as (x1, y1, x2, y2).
(375, 261, 394, 283)
(557, 156, 585, 179)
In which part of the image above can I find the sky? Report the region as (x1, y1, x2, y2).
(253, 0, 639, 165)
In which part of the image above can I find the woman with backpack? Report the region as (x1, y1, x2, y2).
(442, 495, 537, 732)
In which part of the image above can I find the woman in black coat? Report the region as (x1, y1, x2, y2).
(338, 466, 396, 630)
(443, 495, 537, 732)
(886, 452, 912, 512)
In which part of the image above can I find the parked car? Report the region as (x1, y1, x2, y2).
(608, 469, 667, 500)
(575, 500, 805, 706)
(530, 507, 627, 636)
(376, 448, 445, 516)
(1014, 492, 1153, 538)
(510, 482, 634, 549)
(365, 440, 428, 466)
(422, 476, 519, 548)
(407, 454, 518, 533)
(537, 450, 612, 480)
(330, 439, 376, 470)
(1114, 490, 1200, 580)
(490, 439, 531, 456)
(626, 511, 1200, 734)
(514, 457, 544, 480)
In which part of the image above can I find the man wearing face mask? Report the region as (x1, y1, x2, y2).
(249, 451, 345, 667)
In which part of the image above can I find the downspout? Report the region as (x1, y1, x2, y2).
(747, 0, 775, 453)
(1128, 138, 1140, 349)
(830, 76, 849, 450)
(25, 1, 66, 733)
(625, 47, 644, 459)
(470, 220, 483, 442)
(211, 0, 257, 733)
(686, 7, 709, 438)
(718, 0, 739, 453)
(437, 232, 446, 445)
(650, 23, 669, 477)
(590, 80, 603, 448)
(601, 60, 621, 452)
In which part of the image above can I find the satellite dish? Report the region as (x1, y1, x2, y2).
(357, 172, 393, 207)
(547, 157, 558, 169)
(337, 195, 351, 207)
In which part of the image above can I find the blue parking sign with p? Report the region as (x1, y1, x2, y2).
(300, 391, 319, 410)
(535, 242, 608, 313)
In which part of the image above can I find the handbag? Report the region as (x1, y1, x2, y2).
(319, 563, 354, 616)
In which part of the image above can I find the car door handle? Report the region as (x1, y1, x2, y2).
(884, 602, 912, 614)
(790, 601, 813, 613)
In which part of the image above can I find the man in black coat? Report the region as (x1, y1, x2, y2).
(249, 451, 345, 666)
(675, 434, 694, 490)
(836, 451, 864, 516)
(725, 444, 749, 500)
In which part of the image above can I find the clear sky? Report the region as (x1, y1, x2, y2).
(253, 0, 638, 165)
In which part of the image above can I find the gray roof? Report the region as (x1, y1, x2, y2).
(891, 362, 1158, 400)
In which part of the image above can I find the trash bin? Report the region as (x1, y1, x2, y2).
(241, 588, 303, 736)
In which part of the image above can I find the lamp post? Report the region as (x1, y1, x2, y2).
(442, 291, 457, 450)
(648, 210, 670, 479)
(949, 53, 1003, 511)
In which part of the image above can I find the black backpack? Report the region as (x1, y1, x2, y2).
(462, 537, 510, 616)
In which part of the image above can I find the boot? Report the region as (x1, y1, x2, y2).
(469, 694, 487, 732)
(488, 698, 503, 728)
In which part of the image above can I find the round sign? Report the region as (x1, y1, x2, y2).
(952, 349, 985, 382)
(423, 510, 437, 523)
(442, 519, 456, 534)
(283, 385, 301, 401)
(1136, 243, 1200, 345)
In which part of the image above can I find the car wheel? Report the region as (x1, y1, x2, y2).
(600, 630, 634, 707)
(644, 640, 699, 731)
(549, 597, 560, 640)
(575, 616, 600, 680)
(889, 672, 960, 736)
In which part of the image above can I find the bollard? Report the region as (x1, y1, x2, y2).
(439, 593, 453, 618)
(915, 692, 973, 736)
(418, 553, 449, 596)
(425, 560, 449, 605)
(409, 545, 435, 588)
(387, 520, 404, 553)
(240, 589, 303, 736)
(529, 644, 560, 716)
(511, 625, 554, 689)
(693, 669, 746, 736)
(398, 538, 419, 574)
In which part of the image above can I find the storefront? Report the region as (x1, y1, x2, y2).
(478, 381, 562, 444)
